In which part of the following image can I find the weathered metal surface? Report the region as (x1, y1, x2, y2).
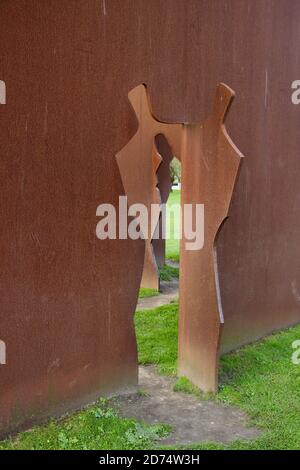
(116, 85, 181, 290)
(0, 0, 145, 435)
(152, 135, 175, 268)
(0, 0, 299, 433)
(178, 84, 244, 392)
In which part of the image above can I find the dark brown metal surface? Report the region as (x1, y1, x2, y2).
(0, 0, 145, 435)
(178, 84, 243, 392)
(116, 83, 243, 392)
(0, 0, 300, 432)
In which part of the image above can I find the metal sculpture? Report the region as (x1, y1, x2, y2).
(178, 84, 244, 392)
(0, 2, 145, 436)
(116, 85, 181, 290)
(152, 135, 175, 268)
(1, 0, 299, 437)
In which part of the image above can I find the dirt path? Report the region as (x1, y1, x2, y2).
(115, 366, 260, 446)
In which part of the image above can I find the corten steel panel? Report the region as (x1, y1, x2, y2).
(0, 0, 300, 432)
(103, 0, 300, 354)
(178, 84, 243, 392)
(152, 135, 174, 268)
(116, 85, 181, 291)
(140, 141, 162, 290)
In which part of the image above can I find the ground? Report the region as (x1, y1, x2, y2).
(115, 366, 259, 446)
(1, 189, 300, 450)
(165, 189, 180, 262)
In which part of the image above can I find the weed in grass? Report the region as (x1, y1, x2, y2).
(125, 422, 171, 447)
(137, 388, 150, 397)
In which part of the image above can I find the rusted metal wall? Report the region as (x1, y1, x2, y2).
(152, 135, 174, 268)
(179, 84, 244, 393)
(0, 0, 145, 435)
(0, 0, 300, 432)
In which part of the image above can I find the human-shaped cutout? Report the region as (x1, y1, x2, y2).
(116, 84, 181, 290)
(179, 83, 244, 392)
(117, 83, 244, 392)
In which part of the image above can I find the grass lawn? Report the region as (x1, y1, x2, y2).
(135, 303, 300, 450)
(166, 190, 180, 262)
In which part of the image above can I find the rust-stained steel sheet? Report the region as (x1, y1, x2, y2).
(0, 0, 300, 434)
(121, 82, 244, 392)
(152, 135, 175, 268)
(116, 85, 181, 290)
(178, 84, 244, 392)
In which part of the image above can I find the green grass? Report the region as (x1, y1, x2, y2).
(135, 303, 300, 450)
(139, 288, 159, 299)
(0, 399, 170, 450)
(159, 264, 179, 282)
(166, 190, 180, 262)
(2, 301, 300, 450)
(135, 304, 178, 376)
